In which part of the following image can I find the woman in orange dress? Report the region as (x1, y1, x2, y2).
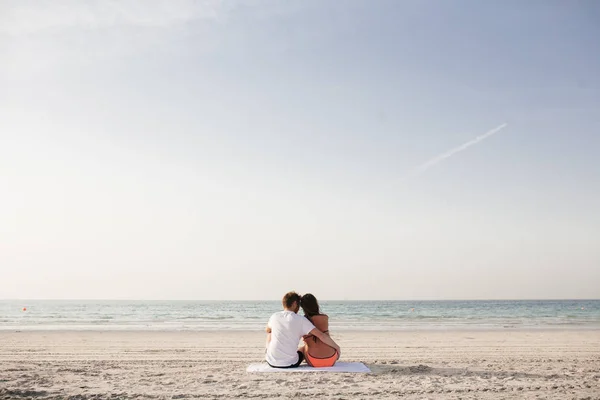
(300, 293, 339, 367)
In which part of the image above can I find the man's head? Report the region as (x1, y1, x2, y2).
(282, 291, 301, 313)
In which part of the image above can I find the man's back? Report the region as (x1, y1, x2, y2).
(266, 310, 314, 367)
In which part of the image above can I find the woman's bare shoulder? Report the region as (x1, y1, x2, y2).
(312, 314, 329, 321)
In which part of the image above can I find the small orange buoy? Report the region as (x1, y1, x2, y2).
(22, 307, 27, 312)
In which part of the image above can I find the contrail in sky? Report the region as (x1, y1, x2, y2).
(399, 123, 508, 182)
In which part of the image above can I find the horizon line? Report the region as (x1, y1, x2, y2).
(2, 298, 598, 302)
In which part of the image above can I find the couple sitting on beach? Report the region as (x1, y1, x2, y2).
(265, 291, 341, 368)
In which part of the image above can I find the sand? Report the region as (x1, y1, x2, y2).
(1, 330, 599, 399)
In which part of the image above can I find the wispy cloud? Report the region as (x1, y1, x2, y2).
(0, 0, 227, 36)
(399, 123, 509, 182)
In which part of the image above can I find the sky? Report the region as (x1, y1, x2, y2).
(1, 0, 599, 300)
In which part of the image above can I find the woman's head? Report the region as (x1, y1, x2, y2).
(300, 293, 320, 318)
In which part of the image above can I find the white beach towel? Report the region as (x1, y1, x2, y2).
(246, 362, 371, 373)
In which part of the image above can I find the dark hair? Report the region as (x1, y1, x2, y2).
(300, 293, 321, 319)
(282, 291, 301, 309)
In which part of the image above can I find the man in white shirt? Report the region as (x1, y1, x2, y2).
(266, 291, 341, 368)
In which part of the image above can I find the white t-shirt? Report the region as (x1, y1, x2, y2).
(266, 310, 315, 367)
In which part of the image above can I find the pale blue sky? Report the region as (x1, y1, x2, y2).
(1, 0, 598, 300)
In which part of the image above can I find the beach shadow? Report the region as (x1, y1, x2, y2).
(0, 389, 48, 398)
(368, 364, 551, 380)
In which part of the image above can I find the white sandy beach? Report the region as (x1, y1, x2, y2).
(1, 330, 599, 399)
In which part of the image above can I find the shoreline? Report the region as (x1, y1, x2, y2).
(2, 325, 600, 333)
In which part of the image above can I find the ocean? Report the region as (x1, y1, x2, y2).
(1, 300, 599, 331)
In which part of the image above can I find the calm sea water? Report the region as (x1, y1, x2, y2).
(1, 300, 599, 331)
